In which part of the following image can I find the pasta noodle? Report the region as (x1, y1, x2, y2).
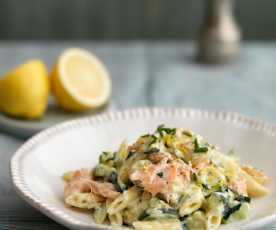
(108, 213, 123, 226)
(186, 211, 207, 229)
(62, 125, 270, 230)
(65, 192, 99, 209)
(133, 219, 182, 230)
(107, 187, 140, 215)
(93, 204, 107, 224)
(179, 184, 204, 216)
(241, 169, 269, 197)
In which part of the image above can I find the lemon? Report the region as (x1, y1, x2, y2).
(51, 48, 111, 111)
(0, 60, 49, 119)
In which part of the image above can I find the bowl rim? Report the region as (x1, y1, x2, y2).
(10, 107, 276, 230)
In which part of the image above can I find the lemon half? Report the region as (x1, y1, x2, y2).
(51, 48, 111, 111)
(0, 60, 49, 119)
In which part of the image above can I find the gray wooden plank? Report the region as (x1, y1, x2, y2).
(0, 0, 275, 40)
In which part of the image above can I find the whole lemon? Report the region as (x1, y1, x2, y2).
(0, 60, 49, 119)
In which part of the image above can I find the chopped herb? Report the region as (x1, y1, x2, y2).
(157, 172, 164, 178)
(157, 124, 176, 137)
(138, 211, 150, 220)
(179, 158, 189, 165)
(223, 203, 242, 220)
(194, 138, 208, 153)
(180, 215, 189, 230)
(182, 130, 192, 137)
(213, 192, 229, 204)
(236, 194, 251, 203)
(108, 171, 117, 183)
(125, 180, 134, 189)
(202, 183, 210, 190)
(159, 208, 178, 216)
(142, 134, 157, 146)
(217, 185, 229, 193)
(191, 173, 197, 181)
(108, 172, 123, 192)
(144, 147, 160, 154)
(126, 151, 136, 160)
(229, 188, 251, 203)
(99, 151, 115, 163)
(179, 215, 188, 222)
(181, 223, 189, 230)
(149, 135, 158, 146)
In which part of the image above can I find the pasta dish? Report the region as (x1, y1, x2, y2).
(62, 125, 270, 230)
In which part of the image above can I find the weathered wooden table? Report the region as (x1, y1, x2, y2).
(0, 41, 276, 229)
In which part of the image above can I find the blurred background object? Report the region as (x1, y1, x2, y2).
(0, 0, 275, 41)
(198, 0, 241, 63)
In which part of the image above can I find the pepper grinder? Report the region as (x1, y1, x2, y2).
(198, 0, 241, 63)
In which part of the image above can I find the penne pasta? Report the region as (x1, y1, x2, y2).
(93, 204, 108, 224)
(65, 192, 99, 209)
(186, 211, 207, 230)
(133, 219, 182, 230)
(108, 213, 123, 226)
(241, 169, 269, 197)
(242, 166, 270, 185)
(107, 187, 140, 215)
(179, 184, 204, 216)
(206, 209, 223, 230)
(62, 125, 270, 230)
(205, 194, 224, 230)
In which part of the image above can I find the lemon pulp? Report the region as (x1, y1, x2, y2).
(51, 48, 111, 111)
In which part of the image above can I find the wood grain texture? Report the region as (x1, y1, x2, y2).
(0, 0, 275, 40)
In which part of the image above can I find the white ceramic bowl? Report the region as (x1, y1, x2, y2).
(10, 108, 276, 230)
